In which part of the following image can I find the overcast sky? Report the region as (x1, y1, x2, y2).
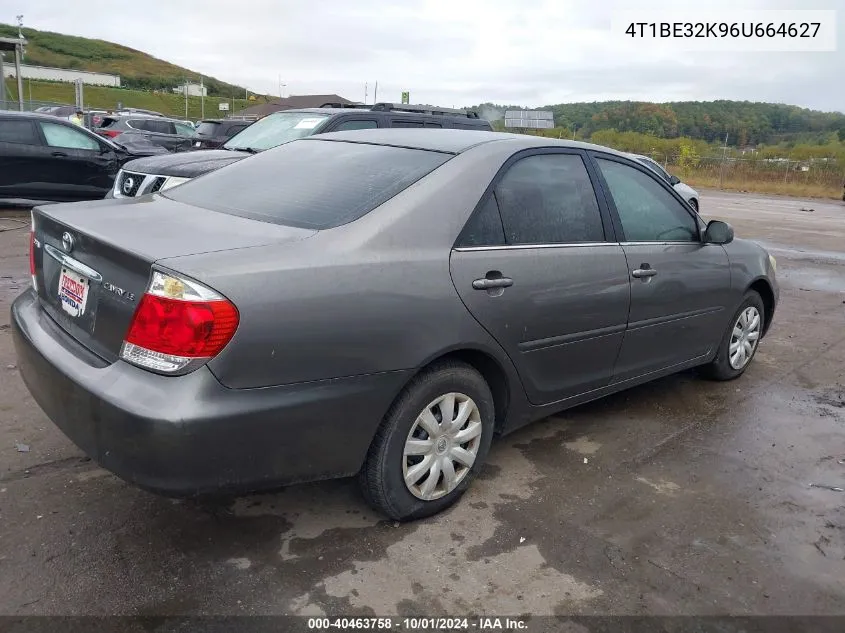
(12, 0, 845, 112)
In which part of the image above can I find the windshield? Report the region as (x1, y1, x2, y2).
(223, 111, 330, 151)
(195, 122, 222, 136)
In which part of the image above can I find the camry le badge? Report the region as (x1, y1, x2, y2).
(61, 232, 74, 253)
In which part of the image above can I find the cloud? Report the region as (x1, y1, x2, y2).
(13, 0, 845, 111)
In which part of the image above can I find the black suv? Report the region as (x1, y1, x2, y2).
(191, 119, 253, 149)
(108, 103, 493, 198)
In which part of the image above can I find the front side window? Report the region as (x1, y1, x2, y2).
(39, 122, 100, 151)
(494, 153, 605, 245)
(596, 158, 698, 242)
(223, 112, 330, 151)
(174, 122, 195, 136)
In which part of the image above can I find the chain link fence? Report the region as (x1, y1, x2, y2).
(645, 151, 843, 197)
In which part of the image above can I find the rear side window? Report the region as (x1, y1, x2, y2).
(424, 122, 442, 128)
(391, 120, 425, 128)
(195, 122, 221, 136)
(494, 153, 604, 245)
(166, 139, 451, 229)
(0, 120, 39, 144)
(457, 195, 506, 247)
(333, 120, 378, 131)
(127, 119, 149, 131)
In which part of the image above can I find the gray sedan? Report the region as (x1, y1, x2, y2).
(12, 129, 778, 521)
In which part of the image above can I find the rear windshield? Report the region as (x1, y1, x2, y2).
(195, 121, 222, 136)
(223, 111, 331, 151)
(166, 139, 451, 229)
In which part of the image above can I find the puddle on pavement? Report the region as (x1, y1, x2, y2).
(776, 267, 845, 293)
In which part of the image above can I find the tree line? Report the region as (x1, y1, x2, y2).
(474, 100, 845, 147)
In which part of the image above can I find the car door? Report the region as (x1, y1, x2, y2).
(591, 153, 731, 381)
(37, 120, 120, 200)
(0, 118, 49, 200)
(449, 150, 631, 405)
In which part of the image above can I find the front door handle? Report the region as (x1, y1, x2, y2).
(472, 277, 513, 290)
(51, 151, 68, 157)
(631, 267, 658, 279)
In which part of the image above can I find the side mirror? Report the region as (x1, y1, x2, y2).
(669, 174, 681, 185)
(703, 220, 734, 245)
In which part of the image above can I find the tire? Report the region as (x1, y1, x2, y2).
(702, 291, 765, 381)
(358, 361, 495, 521)
(689, 198, 699, 212)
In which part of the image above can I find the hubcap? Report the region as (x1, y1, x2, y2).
(402, 392, 483, 501)
(729, 306, 761, 370)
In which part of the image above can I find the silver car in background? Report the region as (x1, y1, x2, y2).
(628, 153, 701, 212)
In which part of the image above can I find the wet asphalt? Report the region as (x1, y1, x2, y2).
(0, 190, 843, 616)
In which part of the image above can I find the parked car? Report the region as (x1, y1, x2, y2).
(115, 108, 165, 118)
(94, 115, 196, 153)
(191, 119, 253, 149)
(0, 110, 165, 204)
(107, 102, 493, 198)
(628, 153, 700, 211)
(13, 129, 778, 520)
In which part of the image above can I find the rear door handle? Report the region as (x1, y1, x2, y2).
(631, 268, 658, 279)
(472, 277, 513, 290)
(51, 151, 68, 157)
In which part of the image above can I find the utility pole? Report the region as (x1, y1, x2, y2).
(200, 75, 204, 119)
(364, 82, 368, 105)
(184, 80, 188, 119)
(718, 132, 729, 189)
(373, 81, 378, 104)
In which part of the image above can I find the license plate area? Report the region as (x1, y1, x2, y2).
(58, 268, 90, 318)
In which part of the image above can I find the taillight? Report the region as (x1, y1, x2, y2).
(100, 129, 121, 138)
(29, 216, 37, 292)
(120, 271, 239, 374)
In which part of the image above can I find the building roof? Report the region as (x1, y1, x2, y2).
(235, 94, 354, 118)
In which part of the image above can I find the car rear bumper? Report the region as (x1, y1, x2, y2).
(11, 289, 408, 496)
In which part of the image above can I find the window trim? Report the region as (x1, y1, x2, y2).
(452, 147, 618, 250)
(588, 151, 703, 243)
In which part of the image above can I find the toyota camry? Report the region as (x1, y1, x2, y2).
(12, 129, 778, 520)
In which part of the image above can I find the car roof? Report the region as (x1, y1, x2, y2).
(311, 128, 631, 157)
(0, 110, 64, 122)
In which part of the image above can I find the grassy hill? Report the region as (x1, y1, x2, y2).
(0, 23, 253, 97)
(4, 78, 256, 120)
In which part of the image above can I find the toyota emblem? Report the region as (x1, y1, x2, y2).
(123, 177, 135, 195)
(61, 232, 75, 253)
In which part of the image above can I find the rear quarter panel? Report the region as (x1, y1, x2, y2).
(157, 144, 527, 391)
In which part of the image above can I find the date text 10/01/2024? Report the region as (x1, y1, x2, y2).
(307, 617, 528, 630)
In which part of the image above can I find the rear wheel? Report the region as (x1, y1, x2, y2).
(359, 361, 495, 521)
(702, 291, 764, 381)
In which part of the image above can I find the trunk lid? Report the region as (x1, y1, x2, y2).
(32, 195, 315, 363)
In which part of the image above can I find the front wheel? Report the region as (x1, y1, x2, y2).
(359, 361, 495, 521)
(702, 291, 764, 381)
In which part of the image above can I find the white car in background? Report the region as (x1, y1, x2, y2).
(628, 153, 701, 212)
